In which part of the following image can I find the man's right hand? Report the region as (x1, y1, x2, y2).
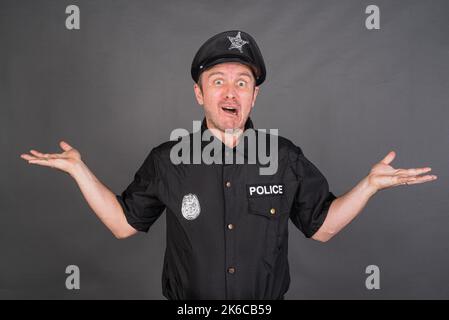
(20, 141, 81, 176)
(20, 140, 138, 239)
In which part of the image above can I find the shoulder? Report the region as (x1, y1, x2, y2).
(147, 138, 182, 163)
(250, 128, 304, 166)
(264, 132, 303, 163)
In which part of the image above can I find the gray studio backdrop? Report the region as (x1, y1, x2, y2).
(1, 0, 448, 299)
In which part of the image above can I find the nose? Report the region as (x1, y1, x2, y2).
(224, 83, 237, 100)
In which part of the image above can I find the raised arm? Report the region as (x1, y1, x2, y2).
(20, 141, 137, 239)
(312, 151, 438, 242)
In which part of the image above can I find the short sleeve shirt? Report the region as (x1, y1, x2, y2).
(116, 117, 336, 299)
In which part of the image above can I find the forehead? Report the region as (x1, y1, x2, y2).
(203, 62, 254, 78)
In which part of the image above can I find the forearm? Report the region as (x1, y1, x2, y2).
(313, 176, 377, 242)
(70, 161, 136, 238)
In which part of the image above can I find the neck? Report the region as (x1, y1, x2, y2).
(206, 118, 244, 148)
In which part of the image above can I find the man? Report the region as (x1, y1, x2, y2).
(20, 30, 437, 299)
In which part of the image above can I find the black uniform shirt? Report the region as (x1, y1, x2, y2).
(116, 117, 336, 300)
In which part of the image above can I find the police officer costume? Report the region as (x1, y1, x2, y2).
(116, 30, 336, 300)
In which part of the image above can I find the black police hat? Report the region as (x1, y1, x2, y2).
(191, 30, 266, 86)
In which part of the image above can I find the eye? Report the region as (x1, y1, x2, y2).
(214, 79, 224, 85)
(237, 80, 247, 87)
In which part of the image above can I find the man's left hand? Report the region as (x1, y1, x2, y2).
(367, 151, 438, 193)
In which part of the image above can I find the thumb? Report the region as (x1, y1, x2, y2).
(59, 140, 73, 152)
(380, 150, 396, 165)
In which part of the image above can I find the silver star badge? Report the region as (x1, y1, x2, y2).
(227, 31, 249, 53)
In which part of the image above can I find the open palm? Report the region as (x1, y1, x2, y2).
(367, 151, 437, 191)
(20, 141, 81, 175)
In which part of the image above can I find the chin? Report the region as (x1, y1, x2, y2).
(221, 121, 240, 131)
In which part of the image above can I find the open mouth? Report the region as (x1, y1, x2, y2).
(221, 105, 239, 116)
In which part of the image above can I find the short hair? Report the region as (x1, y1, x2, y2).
(197, 74, 204, 93)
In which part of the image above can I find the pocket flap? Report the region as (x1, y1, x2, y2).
(247, 196, 287, 219)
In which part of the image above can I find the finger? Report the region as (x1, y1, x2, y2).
(395, 167, 432, 176)
(21, 154, 38, 161)
(29, 150, 61, 160)
(381, 151, 396, 165)
(28, 159, 56, 168)
(402, 175, 438, 185)
(59, 140, 73, 152)
(395, 175, 411, 186)
(30, 149, 46, 157)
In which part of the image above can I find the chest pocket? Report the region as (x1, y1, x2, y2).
(247, 195, 288, 219)
(247, 195, 289, 272)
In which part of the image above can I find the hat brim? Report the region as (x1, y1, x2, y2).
(199, 57, 262, 86)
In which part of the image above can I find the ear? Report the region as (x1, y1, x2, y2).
(193, 83, 204, 105)
(251, 86, 260, 108)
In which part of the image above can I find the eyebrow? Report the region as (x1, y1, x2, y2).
(207, 71, 253, 79)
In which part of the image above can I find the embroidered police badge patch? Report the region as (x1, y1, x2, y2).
(227, 31, 249, 53)
(181, 193, 201, 220)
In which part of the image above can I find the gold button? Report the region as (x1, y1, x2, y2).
(228, 267, 235, 274)
(270, 208, 276, 215)
(227, 223, 234, 230)
(225, 181, 231, 188)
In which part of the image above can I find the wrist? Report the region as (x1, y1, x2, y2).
(69, 160, 86, 179)
(362, 175, 378, 198)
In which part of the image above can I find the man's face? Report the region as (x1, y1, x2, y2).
(193, 62, 259, 133)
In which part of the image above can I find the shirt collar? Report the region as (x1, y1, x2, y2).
(200, 117, 255, 161)
(200, 117, 254, 135)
